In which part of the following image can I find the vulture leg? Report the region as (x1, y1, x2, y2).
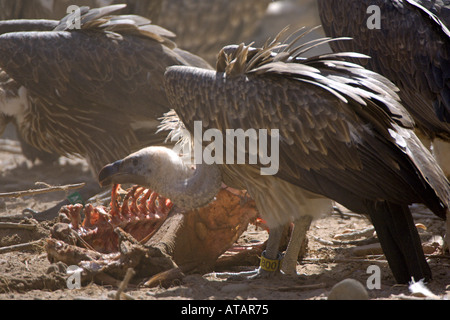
(281, 215, 312, 275)
(368, 202, 431, 283)
(258, 224, 285, 277)
(210, 224, 285, 280)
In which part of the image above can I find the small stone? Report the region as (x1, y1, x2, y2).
(327, 278, 369, 300)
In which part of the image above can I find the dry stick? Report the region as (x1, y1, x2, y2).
(0, 182, 86, 198)
(0, 222, 37, 230)
(115, 268, 136, 300)
(0, 240, 43, 254)
(70, 229, 97, 252)
(302, 257, 387, 264)
(312, 235, 378, 246)
(333, 227, 375, 240)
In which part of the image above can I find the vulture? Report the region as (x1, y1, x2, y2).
(0, 4, 212, 173)
(317, 0, 450, 178)
(0, 4, 211, 215)
(99, 28, 450, 284)
(0, 19, 60, 163)
(0, 0, 163, 22)
(0, 0, 272, 65)
(0, 0, 272, 163)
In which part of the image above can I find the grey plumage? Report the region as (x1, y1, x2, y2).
(0, 0, 163, 22)
(0, 5, 211, 174)
(0, 0, 272, 65)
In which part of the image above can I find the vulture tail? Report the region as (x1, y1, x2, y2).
(367, 201, 431, 284)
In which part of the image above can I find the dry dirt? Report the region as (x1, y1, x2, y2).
(0, 137, 449, 302)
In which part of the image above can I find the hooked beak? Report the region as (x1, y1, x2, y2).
(98, 159, 124, 187)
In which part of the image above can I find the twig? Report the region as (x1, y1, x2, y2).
(115, 268, 135, 300)
(0, 240, 43, 254)
(333, 227, 375, 240)
(302, 257, 388, 264)
(312, 235, 378, 246)
(70, 229, 97, 252)
(0, 182, 85, 198)
(0, 222, 37, 230)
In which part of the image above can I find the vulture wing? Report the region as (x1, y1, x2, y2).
(0, 5, 211, 171)
(165, 36, 449, 218)
(318, 0, 450, 140)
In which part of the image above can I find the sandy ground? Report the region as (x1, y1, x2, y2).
(0, 135, 449, 303)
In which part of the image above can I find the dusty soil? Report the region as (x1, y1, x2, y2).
(0, 137, 449, 302)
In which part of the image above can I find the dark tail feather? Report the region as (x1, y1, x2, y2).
(367, 201, 431, 284)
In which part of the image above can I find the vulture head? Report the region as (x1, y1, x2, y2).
(98, 146, 222, 211)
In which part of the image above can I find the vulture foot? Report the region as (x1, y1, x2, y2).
(206, 268, 280, 281)
(207, 250, 285, 281)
